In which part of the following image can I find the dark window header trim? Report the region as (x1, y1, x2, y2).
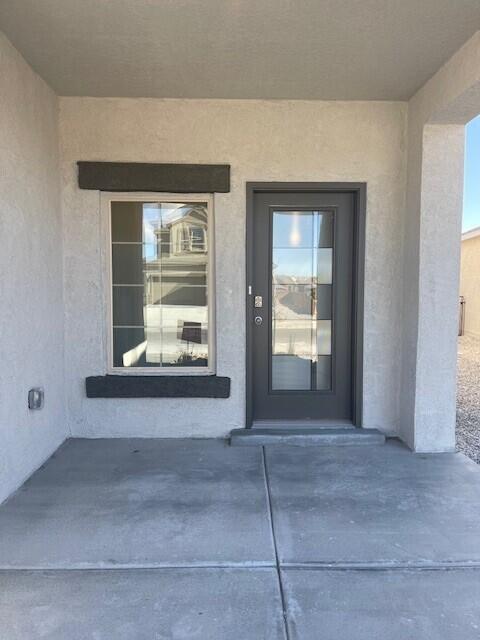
(78, 162, 230, 193)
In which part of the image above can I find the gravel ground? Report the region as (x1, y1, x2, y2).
(456, 334, 480, 463)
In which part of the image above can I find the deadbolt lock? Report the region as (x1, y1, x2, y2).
(254, 316, 263, 325)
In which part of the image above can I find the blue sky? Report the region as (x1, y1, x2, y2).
(463, 115, 480, 232)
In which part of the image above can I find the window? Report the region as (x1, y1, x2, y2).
(172, 221, 207, 254)
(106, 194, 214, 373)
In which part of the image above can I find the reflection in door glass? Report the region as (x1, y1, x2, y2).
(271, 211, 334, 391)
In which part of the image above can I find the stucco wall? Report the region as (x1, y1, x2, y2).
(0, 34, 66, 502)
(401, 31, 480, 451)
(59, 98, 407, 438)
(460, 234, 480, 336)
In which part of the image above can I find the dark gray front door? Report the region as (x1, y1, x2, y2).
(249, 189, 355, 422)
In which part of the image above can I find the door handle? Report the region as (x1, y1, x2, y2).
(254, 316, 263, 326)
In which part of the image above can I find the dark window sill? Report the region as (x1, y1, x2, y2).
(86, 375, 230, 398)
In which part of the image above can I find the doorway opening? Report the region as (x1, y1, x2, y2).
(457, 114, 480, 463)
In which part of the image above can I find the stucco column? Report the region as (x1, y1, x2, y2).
(416, 125, 465, 450)
(401, 124, 465, 451)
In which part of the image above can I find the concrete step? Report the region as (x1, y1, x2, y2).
(229, 427, 385, 447)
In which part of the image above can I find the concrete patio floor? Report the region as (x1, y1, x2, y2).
(1, 439, 480, 639)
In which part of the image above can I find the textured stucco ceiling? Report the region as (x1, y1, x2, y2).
(0, 0, 479, 100)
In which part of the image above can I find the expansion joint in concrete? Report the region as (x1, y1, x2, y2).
(281, 561, 480, 571)
(262, 446, 291, 640)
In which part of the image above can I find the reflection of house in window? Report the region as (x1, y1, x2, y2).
(145, 206, 208, 308)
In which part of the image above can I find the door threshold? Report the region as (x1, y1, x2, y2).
(251, 419, 355, 430)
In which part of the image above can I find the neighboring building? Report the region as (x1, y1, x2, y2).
(460, 227, 480, 336)
(1, 5, 480, 503)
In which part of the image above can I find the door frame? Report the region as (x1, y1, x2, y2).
(245, 182, 366, 428)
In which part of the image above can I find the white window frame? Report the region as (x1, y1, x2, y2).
(102, 192, 216, 376)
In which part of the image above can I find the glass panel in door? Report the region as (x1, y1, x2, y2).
(271, 211, 334, 391)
